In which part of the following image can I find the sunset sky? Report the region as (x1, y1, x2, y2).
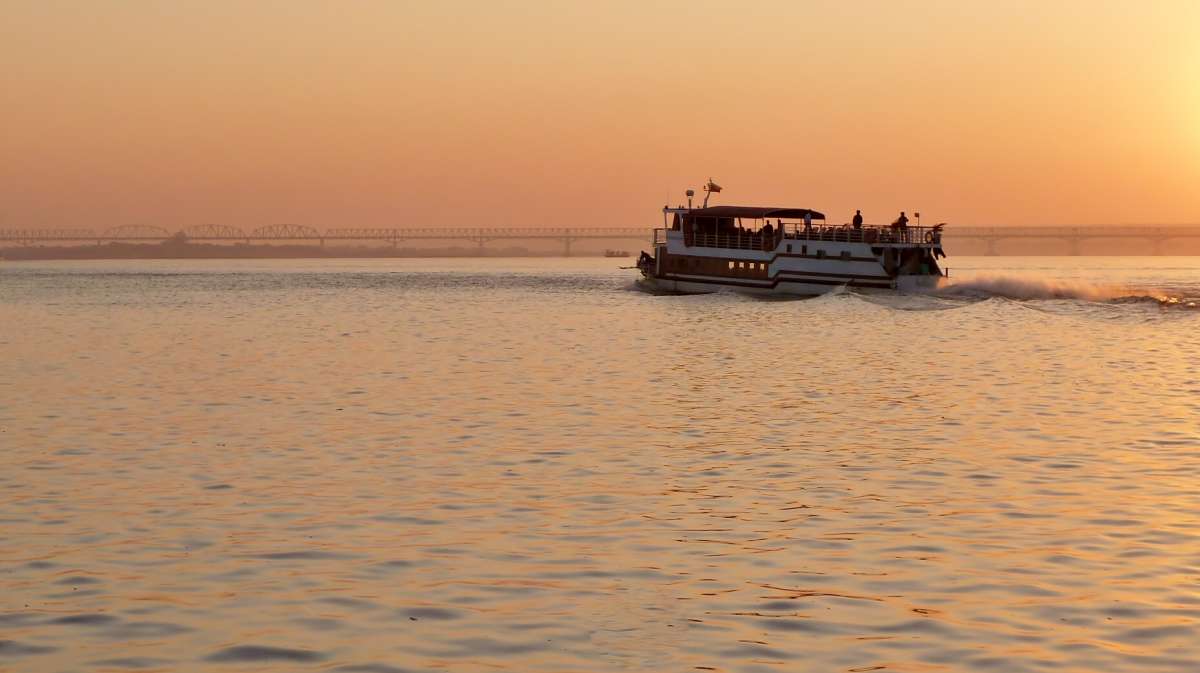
(3, 1, 1199, 229)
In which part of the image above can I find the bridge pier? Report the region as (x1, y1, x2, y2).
(984, 238, 998, 256)
(563, 238, 573, 256)
(1067, 237, 1081, 256)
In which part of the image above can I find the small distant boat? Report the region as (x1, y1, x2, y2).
(636, 181, 948, 296)
(604, 249, 631, 258)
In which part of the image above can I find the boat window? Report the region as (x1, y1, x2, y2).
(841, 251, 851, 259)
(801, 245, 807, 255)
(816, 250, 825, 259)
(786, 244, 792, 253)
(728, 261, 734, 269)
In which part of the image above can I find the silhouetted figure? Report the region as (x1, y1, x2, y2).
(895, 211, 909, 228)
(852, 210, 863, 229)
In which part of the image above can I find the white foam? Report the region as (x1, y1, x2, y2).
(933, 275, 1142, 302)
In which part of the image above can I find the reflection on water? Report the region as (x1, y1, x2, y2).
(1, 257, 1199, 672)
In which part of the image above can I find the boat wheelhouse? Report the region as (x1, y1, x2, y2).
(636, 185, 947, 296)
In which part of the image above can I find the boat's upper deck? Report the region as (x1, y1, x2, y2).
(657, 204, 943, 251)
(653, 223, 943, 250)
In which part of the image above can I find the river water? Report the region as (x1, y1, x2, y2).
(2, 256, 1199, 673)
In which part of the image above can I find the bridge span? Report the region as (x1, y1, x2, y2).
(2, 225, 1199, 255)
(0, 226, 651, 256)
(950, 226, 1200, 255)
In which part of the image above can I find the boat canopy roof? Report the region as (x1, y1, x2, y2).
(683, 206, 825, 220)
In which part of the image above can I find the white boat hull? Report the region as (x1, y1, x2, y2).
(637, 229, 945, 297)
(637, 274, 942, 297)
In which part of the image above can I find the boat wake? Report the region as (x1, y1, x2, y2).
(929, 275, 1195, 308)
(935, 275, 1132, 301)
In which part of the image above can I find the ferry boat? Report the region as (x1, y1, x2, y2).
(636, 182, 947, 295)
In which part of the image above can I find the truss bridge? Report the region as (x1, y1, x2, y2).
(947, 226, 1200, 255)
(0, 226, 652, 256)
(5, 225, 1200, 255)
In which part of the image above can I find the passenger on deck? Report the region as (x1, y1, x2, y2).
(894, 211, 909, 229)
(852, 210, 863, 229)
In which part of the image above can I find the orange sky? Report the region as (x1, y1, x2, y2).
(3, 1, 1198, 229)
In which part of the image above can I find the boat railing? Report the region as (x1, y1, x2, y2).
(789, 224, 942, 245)
(655, 224, 943, 249)
(690, 232, 779, 250)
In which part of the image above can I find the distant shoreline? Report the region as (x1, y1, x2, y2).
(0, 242, 632, 261)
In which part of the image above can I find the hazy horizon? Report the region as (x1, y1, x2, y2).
(4, 1, 1199, 230)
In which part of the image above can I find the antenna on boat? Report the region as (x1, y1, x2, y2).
(685, 189, 695, 209)
(702, 178, 722, 208)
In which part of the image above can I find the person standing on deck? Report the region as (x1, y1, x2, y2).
(892, 211, 910, 242)
(852, 210, 863, 229)
(803, 211, 813, 238)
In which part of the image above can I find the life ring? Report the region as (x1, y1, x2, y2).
(923, 231, 936, 244)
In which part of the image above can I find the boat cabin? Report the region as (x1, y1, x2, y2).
(664, 205, 827, 251)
